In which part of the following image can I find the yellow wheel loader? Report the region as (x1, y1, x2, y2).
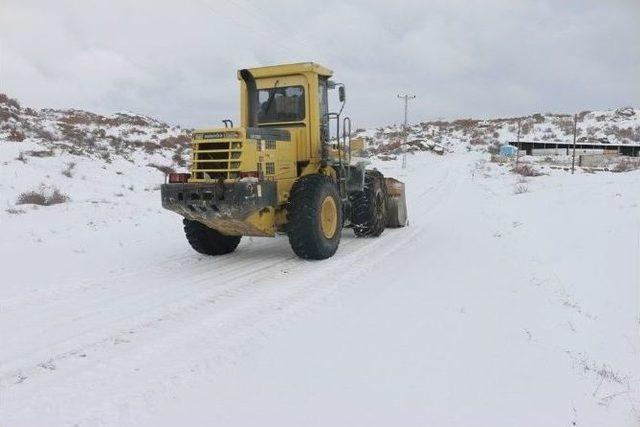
(161, 62, 407, 260)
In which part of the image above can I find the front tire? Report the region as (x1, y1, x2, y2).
(183, 219, 241, 255)
(287, 174, 342, 260)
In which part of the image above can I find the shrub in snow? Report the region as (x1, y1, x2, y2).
(8, 129, 25, 141)
(24, 149, 55, 158)
(16, 186, 70, 206)
(15, 152, 28, 163)
(612, 159, 640, 173)
(512, 164, 543, 177)
(514, 183, 529, 194)
(32, 127, 56, 141)
(159, 134, 190, 148)
(172, 150, 188, 167)
(61, 162, 76, 178)
(557, 117, 575, 135)
(0, 93, 20, 109)
(5, 208, 26, 215)
(487, 142, 501, 154)
(532, 113, 545, 123)
(143, 141, 161, 154)
(520, 120, 533, 135)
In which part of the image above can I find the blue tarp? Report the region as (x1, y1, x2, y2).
(499, 145, 518, 157)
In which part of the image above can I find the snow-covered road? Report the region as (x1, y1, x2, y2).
(1, 152, 638, 426)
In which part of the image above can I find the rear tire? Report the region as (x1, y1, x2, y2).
(350, 171, 387, 237)
(183, 219, 241, 255)
(287, 174, 342, 260)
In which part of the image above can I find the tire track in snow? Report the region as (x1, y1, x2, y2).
(2, 205, 405, 380)
(0, 154, 467, 424)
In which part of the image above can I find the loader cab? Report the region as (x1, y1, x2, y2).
(238, 62, 335, 163)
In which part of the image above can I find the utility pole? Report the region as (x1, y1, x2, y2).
(571, 113, 578, 174)
(515, 119, 521, 169)
(397, 94, 416, 169)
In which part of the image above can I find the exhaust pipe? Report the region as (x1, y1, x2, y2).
(239, 69, 258, 127)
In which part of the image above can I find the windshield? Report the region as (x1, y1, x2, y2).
(257, 86, 305, 124)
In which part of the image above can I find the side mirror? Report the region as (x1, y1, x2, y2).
(338, 86, 346, 103)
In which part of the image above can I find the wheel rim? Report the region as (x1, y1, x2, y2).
(320, 196, 338, 239)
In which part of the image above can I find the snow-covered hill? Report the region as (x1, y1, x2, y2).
(0, 94, 190, 209)
(0, 94, 191, 161)
(357, 107, 640, 155)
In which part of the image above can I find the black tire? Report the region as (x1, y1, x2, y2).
(183, 218, 241, 255)
(287, 174, 342, 260)
(350, 171, 387, 237)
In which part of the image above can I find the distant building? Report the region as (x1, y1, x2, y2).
(510, 140, 640, 157)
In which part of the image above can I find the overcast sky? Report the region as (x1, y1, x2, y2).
(1, 0, 639, 128)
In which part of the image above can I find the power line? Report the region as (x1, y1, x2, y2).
(397, 94, 416, 169)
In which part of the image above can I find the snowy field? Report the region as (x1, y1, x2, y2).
(1, 148, 638, 426)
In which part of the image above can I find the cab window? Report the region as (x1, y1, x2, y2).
(257, 86, 305, 123)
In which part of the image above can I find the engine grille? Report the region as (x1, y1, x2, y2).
(191, 136, 242, 180)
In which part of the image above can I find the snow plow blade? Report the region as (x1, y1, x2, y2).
(384, 178, 408, 227)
